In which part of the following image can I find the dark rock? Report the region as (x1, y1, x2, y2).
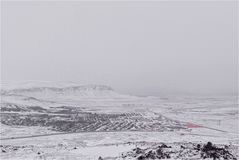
(133, 147, 144, 154)
(122, 142, 237, 160)
(159, 143, 171, 148)
(156, 148, 170, 159)
(137, 155, 145, 160)
(145, 150, 156, 159)
(197, 144, 201, 150)
(201, 142, 236, 160)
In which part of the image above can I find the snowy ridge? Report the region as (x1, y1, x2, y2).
(1, 82, 135, 99)
(2, 85, 113, 94)
(1, 81, 81, 90)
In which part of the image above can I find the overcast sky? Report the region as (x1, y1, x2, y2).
(1, 1, 238, 96)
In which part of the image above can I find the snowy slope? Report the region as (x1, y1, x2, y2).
(2, 82, 130, 98)
(1, 82, 141, 111)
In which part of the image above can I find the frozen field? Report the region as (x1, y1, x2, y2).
(0, 83, 238, 159)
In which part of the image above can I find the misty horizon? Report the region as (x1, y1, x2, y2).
(1, 1, 238, 96)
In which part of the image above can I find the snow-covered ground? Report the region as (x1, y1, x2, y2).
(1, 130, 238, 160)
(0, 82, 238, 159)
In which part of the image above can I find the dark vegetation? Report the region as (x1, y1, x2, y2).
(1, 104, 186, 132)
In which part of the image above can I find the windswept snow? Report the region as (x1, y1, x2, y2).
(0, 82, 238, 159)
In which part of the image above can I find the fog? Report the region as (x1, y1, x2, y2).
(1, 1, 238, 96)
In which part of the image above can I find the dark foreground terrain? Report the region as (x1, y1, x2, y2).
(1, 141, 238, 160)
(120, 142, 238, 160)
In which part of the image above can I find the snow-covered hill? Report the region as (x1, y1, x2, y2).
(1, 82, 141, 111)
(1, 82, 135, 99)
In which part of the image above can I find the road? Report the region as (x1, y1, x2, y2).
(0, 128, 227, 141)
